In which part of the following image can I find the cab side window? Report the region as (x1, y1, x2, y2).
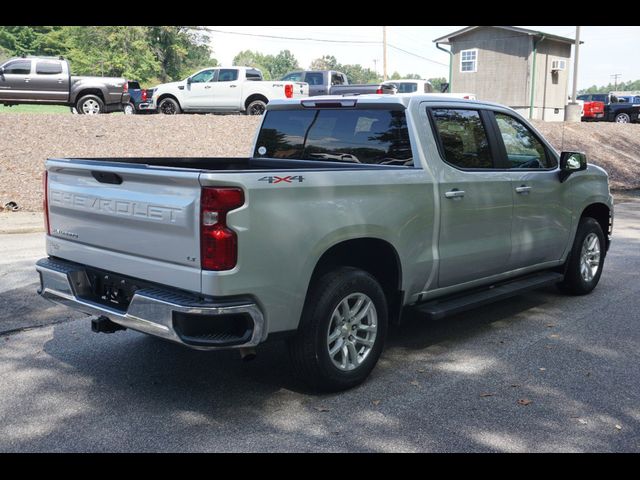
(431, 108, 493, 169)
(494, 113, 556, 169)
(190, 69, 215, 83)
(217, 69, 239, 82)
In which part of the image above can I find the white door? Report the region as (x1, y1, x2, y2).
(182, 69, 216, 109)
(209, 69, 242, 109)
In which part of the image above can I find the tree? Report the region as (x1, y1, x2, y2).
(309, 55, 338, 71)
(269, 50, 299, 79)
(340, 63, 380, 84)
(233, 50, 271, 79)
(428, 77, 448, 92)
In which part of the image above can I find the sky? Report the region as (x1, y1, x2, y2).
(204, 26, 640, 90)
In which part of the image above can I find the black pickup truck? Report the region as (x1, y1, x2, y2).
(0, 56, 130, 114)
(577, 93, 640, 123)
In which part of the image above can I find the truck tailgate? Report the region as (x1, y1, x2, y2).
(46, 159, 202, 292)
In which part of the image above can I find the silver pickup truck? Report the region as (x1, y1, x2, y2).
(0, 56, 130, 114)
(37, 95, 613, 391)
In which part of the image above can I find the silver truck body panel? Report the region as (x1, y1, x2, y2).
(40, 94, 614, 348)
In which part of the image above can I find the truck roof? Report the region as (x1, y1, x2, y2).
(268, 94, 505, 111)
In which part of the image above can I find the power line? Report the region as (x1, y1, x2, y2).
(195, 27, 380, 44)
(387, 44, 448, 66)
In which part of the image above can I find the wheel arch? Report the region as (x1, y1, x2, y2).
(580, 202, 612, 251)
(157, 93, 182, 109)
(244, 93, 269, 110)
(305, 237, 404, 325)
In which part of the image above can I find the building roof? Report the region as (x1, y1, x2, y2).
(433, 26, 582, 45)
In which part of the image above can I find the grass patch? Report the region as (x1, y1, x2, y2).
(0, 104, 71, 114)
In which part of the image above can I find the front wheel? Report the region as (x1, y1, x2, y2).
(615, 112, 631, 123)
(558, 217, 606, 295)
(287, 267, 388, 392)
(158, 97, 181, 115)
(245, 99, 267, 115)
(76, 95, 104, 115)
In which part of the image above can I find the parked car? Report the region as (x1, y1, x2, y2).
(37, 94, 613, 391)
(382, 79, 476, 100)
(383, 79, 434, 94)
(581, 100, 605, 121)
(151, 66, 309, 115)
(329, 83, 397, 95)
(0, 56, 130, 114)
(125, 81, 155, 114)
(281, 70, 348, 96)
(577, 93, 640, 123)
(616, 95, 640, 104)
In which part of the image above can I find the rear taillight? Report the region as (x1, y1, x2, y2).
(142, 90, 147, 101)
(123, 82, 128, 93)
(43, 171, 50, 235)
(463, 95, 470, 99)
(285, 84, 293, 98)
(200, 187, 244, 271)
(375, 88, 383, 94)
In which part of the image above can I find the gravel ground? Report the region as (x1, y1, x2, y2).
(0, 114, 638, 212)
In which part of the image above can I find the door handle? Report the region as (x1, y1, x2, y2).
(445, 189, 465, 199)
(204, 85, 211, 89)
(24, 78, 30, 82)
(515, 185, 532, 194)
(230, 85, 237, 88)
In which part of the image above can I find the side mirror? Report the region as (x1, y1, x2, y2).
(0, 67, 4, 75)
(186, 76, 192, 85)
(559, 151, 587, 182)
(440, 82, 450, 93)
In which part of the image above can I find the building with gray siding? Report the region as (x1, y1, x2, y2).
(434, 26, 579, 121)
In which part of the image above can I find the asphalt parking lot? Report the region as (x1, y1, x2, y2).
(0, 201, 638, 452)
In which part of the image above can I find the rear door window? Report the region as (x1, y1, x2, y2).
(430, 108, 493, 169)
(35, 61, 63, 75)
(217, 69, 239, 82)
(254, 108, 413, 166)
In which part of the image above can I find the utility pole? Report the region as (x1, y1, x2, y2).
(565, 26, 581, 122)
(373, 59, 378, 76)
(382, 26, 387, 81)
(571, 26, 580, 102)
(610, 73, 621, 91)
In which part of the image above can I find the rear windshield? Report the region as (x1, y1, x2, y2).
(397, 82, 417, 93)
(254, 108, 413, 166)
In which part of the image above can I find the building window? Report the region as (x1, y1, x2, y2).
(460, 49, 477, 73)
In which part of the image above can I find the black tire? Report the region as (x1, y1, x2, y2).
(158, 97, 181, 115)
(615, 112, 631, 123)
(123, 102, 136, 115)
(76, 95, 104, 115)
(245, 99, 267, 115)
(287, 267, 388, 392)
(558, 217, 606, 295)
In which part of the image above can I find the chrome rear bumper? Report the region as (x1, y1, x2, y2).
(36, 257, 264, 350)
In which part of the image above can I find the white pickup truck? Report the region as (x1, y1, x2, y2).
(382, 79, 476, 100)
(152, 66, 309, 115)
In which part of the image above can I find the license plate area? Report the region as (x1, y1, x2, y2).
(81, 268, 144, 311)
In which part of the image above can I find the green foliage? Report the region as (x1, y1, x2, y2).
(428, 77, 448, 92)
(0, 26, 217, 85)
(309, 55, 338, 71)
(233, 49, 299, 80)
(339, 63, 379, 84)
(579, 79, 640, 94)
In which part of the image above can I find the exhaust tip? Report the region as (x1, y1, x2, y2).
(239, 347, 256, 362)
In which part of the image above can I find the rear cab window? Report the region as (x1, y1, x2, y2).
(254, 107, 413, 166)
(35, 61, 63, 75)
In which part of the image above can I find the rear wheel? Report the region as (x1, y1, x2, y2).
(158, 97, 181, 115)
(123, 102, 135, 115)
(76, 95, 104, 115)
(615, 112, 631, 123)
(558, 217, 606, 295)
(246, 99, 267, 115)
(287, 267, 388, 392)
